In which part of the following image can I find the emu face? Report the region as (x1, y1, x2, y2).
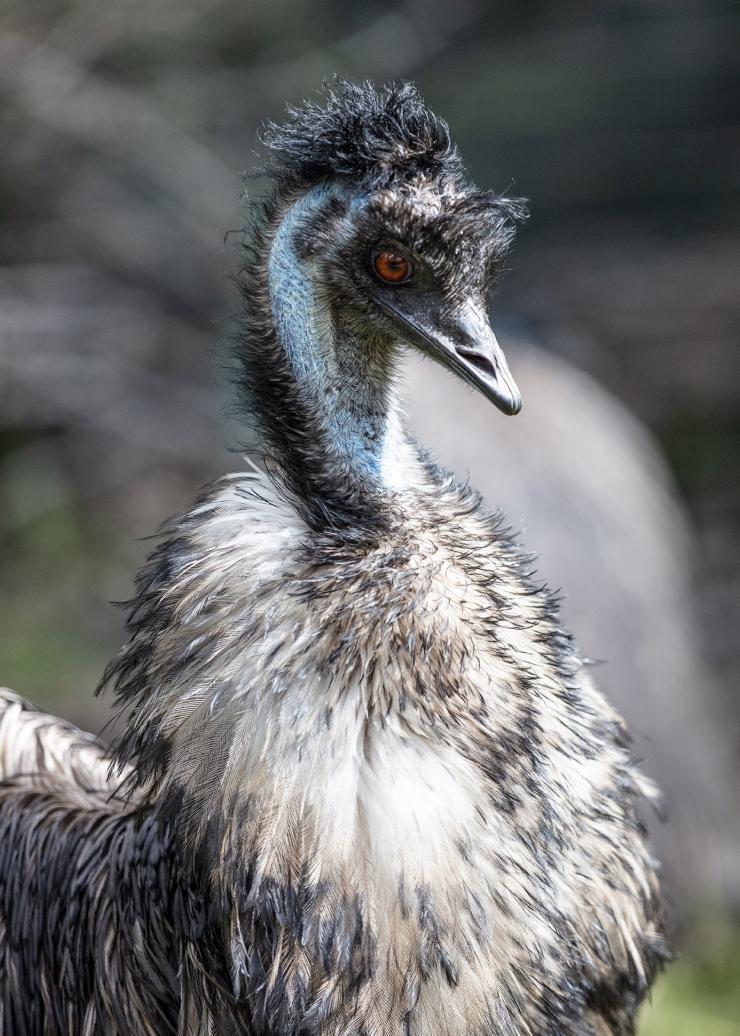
(278, 180, 523, 416)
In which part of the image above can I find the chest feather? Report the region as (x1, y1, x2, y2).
(133, 477, 659, 1035)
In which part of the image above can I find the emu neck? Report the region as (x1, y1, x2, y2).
(266, 190, 409, 507)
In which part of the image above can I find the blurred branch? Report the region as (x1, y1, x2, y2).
(0, 31, 235, 245)
(38, 0, 230, 67)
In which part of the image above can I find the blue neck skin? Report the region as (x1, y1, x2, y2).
(268, 186, 411, 493)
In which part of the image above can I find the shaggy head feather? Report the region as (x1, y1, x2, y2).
(261, 79, 464, 190)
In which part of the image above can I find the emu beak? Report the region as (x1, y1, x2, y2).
(381, 296, 522, 416)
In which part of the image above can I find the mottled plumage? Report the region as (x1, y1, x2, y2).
(0, 80, 665, 1035)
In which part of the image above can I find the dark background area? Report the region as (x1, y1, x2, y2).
(1, 2, 738, 1031)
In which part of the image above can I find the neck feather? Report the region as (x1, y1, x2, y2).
(240, 187, 416, 529)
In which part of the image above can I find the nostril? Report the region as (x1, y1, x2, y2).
(456, 346, 497, 378)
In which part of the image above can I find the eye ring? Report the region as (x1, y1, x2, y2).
(372, 249, 412, 285)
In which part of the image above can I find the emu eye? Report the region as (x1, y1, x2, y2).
(372, 250, 411, 284)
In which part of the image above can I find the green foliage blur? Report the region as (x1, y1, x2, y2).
(639, 927, 740, 1036)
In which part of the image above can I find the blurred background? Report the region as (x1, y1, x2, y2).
(1, 1, 738, 1031)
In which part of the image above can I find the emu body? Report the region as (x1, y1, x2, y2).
(0, 82, 665, 1035)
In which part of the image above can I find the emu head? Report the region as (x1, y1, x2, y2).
(238, 81, 527, 525)
(257, 80, 525, 417)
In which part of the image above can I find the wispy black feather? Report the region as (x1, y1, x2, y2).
(261, 79, 463, 191)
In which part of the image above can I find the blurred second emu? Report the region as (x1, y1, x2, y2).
(0, 81, 666, 1035)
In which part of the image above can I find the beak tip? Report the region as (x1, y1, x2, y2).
(491, 385, 522, 416)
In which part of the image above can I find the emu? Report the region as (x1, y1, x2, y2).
(0, 81, 665, 1035)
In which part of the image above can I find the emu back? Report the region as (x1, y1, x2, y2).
(0, 692, 195, 1035)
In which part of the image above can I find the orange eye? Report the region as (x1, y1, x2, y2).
(373, 250, 411, 284)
